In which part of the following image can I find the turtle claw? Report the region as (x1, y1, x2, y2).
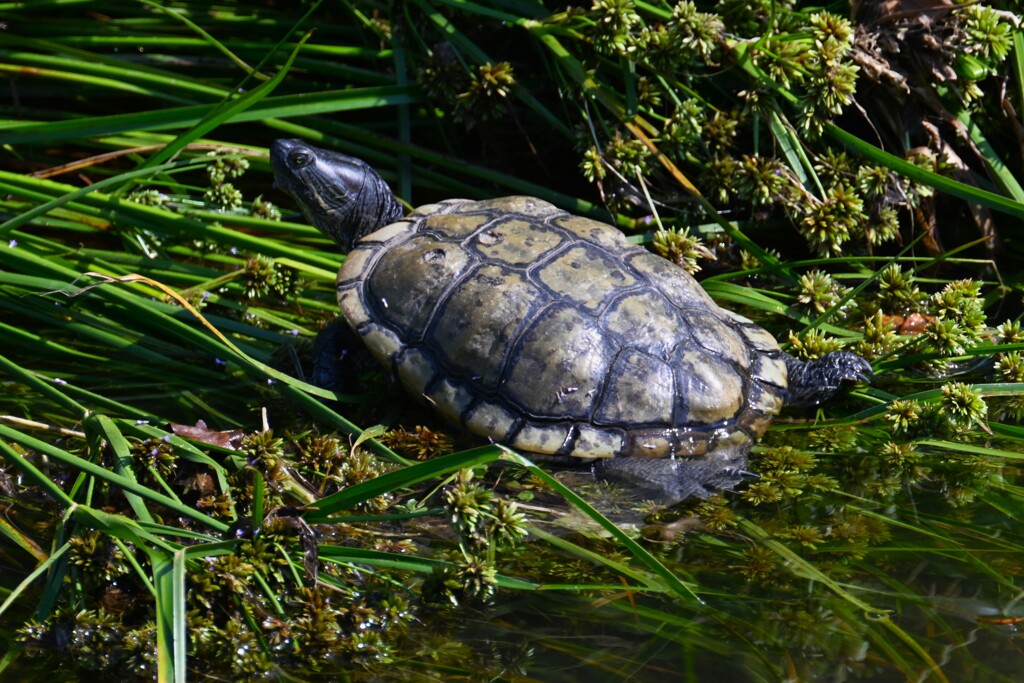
(783, 351, 873, 408)
(844, 354, 875, 384)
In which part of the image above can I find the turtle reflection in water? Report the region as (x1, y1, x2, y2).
(271, 139, 872, 503)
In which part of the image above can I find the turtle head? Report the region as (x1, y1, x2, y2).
(270, 139, 405, 252)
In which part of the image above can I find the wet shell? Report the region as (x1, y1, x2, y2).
(336, 196, 788, 460)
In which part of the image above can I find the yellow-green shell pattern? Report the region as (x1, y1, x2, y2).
(337, 196, 788, 460)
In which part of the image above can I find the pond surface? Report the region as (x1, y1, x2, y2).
(399, 418, 1024, 683)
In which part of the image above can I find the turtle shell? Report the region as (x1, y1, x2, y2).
(336, 196, 788, 460)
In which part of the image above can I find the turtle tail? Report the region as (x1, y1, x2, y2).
(782, 351, 873, 407)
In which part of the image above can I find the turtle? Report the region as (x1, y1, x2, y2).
(270, 139, 872, 502)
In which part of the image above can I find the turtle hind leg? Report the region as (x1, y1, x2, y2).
(783, 351, 873, 408)
(593, 447, 750, 505)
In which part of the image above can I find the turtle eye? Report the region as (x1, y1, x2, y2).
(290, 151, 312, 168)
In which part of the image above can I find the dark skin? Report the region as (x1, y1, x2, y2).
(271, 139, 404, 252)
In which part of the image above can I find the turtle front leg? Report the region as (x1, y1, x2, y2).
(312, 318, 378, 392)
(782, 351, 873, 407)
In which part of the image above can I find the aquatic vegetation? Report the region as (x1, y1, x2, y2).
(0, 0, 1022, 681)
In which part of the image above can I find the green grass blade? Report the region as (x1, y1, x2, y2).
(305, 445, 504, 518)
(137, 29, 312, 171)
(149, 548, 177, 683)
(826, 123, 1024, 219)
(318, 546, 539, 590)
(85, 414, 156, 523)
(501, 450, 700, 603)
(0, 159, 205, 237)
(0, 423, 230, 532)
(957, 108, 1024, 201)
(0, 542, 71, 622)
